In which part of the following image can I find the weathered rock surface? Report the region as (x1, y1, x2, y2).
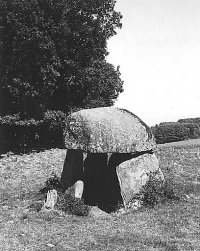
(116, 153, 164, 206)
(61, 149, 84, 192)
(64, 107, 156, 153)
(74, 180, 84, 199)
(89, 206, 111, 218)
(61, 107, 162, 214)
(41, 189, 58, 212)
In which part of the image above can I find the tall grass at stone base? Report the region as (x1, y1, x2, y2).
(41, 172, 90, 216)
(41, 171, 180, 216)
(138, 170, 180, 208)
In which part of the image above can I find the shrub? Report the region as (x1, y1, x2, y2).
(57, 193, 90, 216)
(180, 123, 200, 139)
(0, 114, 43, 150)
(43, 110, 66, 133)
(139, 171, 180, 208)
(43, 172, 62, 192)
(152, 121, 200, 144)
(42, 173, 90, 216)
(153, 123, 190, 144)
(178, 117, 200, 124)
(39, 110, 67, 147)
(0, 110, 67, 151)
(0, 114, 20, 124)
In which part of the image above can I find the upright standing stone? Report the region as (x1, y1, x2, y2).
(116, 153, 164, 207)
(60, 107, 164, 213)
(61, 149, 83, 192)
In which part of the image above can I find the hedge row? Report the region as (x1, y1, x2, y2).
(178, 118, 200, 124)
(0, 110, 67, 151)
(151, 122, 200, 144)
(2, 112, 200, 150)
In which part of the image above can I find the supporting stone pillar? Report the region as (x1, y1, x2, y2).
(116, 153, 164, 207)
(61, 149, 84, 192)
(74, 180, 84, 199)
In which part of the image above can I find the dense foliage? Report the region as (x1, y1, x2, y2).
(0, 111, 67, 150)
(139, 171, 179, 208)
(152, 120, 200, 144)
(178, 118, 200, 125)
(0, 0, 123, 119)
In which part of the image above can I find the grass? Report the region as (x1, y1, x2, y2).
(0, 140, 200, 250)
(158, 138, 200, 148)
(156, 139, 200, 197)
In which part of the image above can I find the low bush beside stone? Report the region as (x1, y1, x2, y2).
(41, 171, 180, 216)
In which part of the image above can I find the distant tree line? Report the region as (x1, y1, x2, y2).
(151, 118, 200, 144)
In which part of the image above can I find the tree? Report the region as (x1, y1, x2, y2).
(0, 0, 123, 119)
(153, 123, 190, 144)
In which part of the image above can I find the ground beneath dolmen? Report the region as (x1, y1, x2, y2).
(0, 141, 200, 251)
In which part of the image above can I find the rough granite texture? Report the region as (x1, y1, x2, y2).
(116, 153, 164, 206)
(64, 107, 156, 153)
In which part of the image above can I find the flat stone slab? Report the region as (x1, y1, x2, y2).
(89, 206, 111, 218)
(116, 153, 164, 205)
(64, 107, 156, 153)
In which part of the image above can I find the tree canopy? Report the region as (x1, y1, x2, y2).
(0, 0, 123, 119)
(151, 121, 200, 144)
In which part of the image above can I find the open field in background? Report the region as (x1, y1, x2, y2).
(157, 139, 200, 196)
(0, 139, 200, 250)
(158, 138, 200, 148)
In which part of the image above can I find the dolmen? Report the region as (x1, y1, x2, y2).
(61, 107, 164, 213)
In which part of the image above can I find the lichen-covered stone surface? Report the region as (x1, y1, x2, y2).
(116, 153, 164, 206)
(64, 107, 156, 153)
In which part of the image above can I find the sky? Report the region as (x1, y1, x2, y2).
(107, 0, 200, 126)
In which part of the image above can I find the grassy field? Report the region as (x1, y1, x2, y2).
(158, 138, 200, 148)
(0, 140, 200, 250)
(157, 139, 200, 196)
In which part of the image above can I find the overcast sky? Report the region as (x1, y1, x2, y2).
(107, 0, 200, 126)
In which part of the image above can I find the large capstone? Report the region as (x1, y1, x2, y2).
(64, 107, 156, 153)
(61, 107, 164, 213)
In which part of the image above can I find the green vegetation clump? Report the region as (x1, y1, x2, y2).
(0, 0, 123, 119)
(1, 145, 200, 251)
(152, 121, 200, 144)
(0, 0, 124, 151)
(42, 173, 90, 216)
(42, 171, 180, 214)
(57, 193, 90, 216)
(178, 117, 200, 124)
(44, 172, 62, 192)
(0, 111, 67, 150)
(138, 171, 180, 208)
